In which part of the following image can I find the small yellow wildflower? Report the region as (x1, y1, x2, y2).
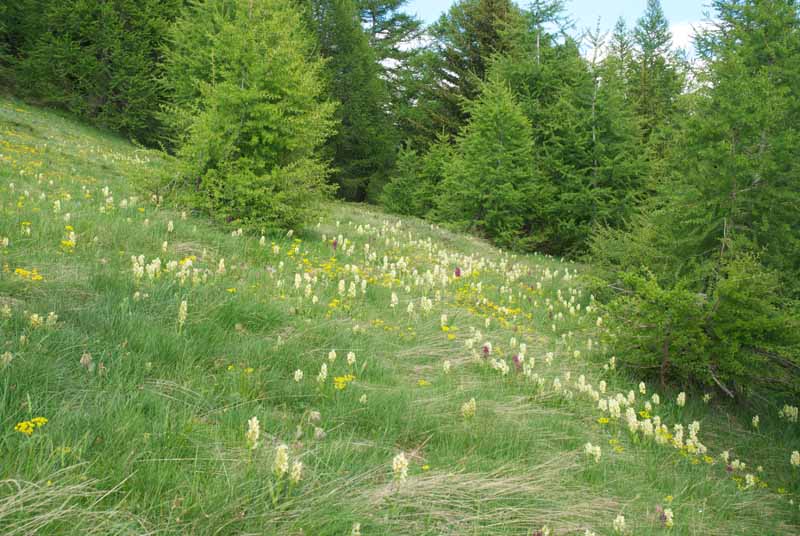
(333, 374, 355, 390)
(31, 417, 48, 427)
(14, 267, 44, 281)
(273, 444, 289, 478)
(14, 417, 47, 436)
(15, 421, 34, 436)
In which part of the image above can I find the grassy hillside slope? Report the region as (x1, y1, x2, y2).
(1, 97, 799, 535)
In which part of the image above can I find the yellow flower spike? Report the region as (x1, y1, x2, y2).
(417, 379, 431, 387)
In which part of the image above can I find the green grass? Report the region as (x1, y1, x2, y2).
(1, 97, 799, 535)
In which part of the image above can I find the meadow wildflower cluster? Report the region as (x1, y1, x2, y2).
(0, 100, 798, 534)
(14, 417, 48, 436)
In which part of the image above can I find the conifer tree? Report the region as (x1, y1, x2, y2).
(630, 0, 685, 139)
(381, 132, 453, 218)
(7, 0, 181, 144)
(607, 18, 635, 99)
(304, 0, 399, 201)
(425, 0, 521, 135)
(164, 0, 336, 229)
(436, 78, 545, 249)
(593, 0, 800, 394)
(357, 0, 421, 66)
(490, 6, 645, 254)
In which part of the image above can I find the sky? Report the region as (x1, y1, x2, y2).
(403, 0, 713, 52)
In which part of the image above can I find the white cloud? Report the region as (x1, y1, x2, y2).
(670, 20, 715, 55)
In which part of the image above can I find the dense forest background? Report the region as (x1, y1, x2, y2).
(1, 0, 798, 397)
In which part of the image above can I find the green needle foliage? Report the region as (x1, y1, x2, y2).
(163, 0, 336, 230)
(381, 132, 453, 219)
(592, 0, 800, 396)
(304, 0, 399, 202)
(435, 78, 544, 250)
(2, 0, 181, 145)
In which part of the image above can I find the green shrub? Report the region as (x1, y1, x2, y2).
(599, 246, 799, 395)
(164, 0, 336, 230)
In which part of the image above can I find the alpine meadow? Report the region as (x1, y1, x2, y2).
(1, 1, 799, 535)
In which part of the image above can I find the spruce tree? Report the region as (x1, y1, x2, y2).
(630, 0, 685, 139)
(304, 0, 399, 201)
(592, 0, 800, 395)
(8, 0, 181, 145)
(357, 0, 421, 66)
(436, 78, 544, 249)
(607, 18, 635, 100)
(490, 6, 645, 255)
(381, 132, 452, 218)
(425, 0, 521, 135)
